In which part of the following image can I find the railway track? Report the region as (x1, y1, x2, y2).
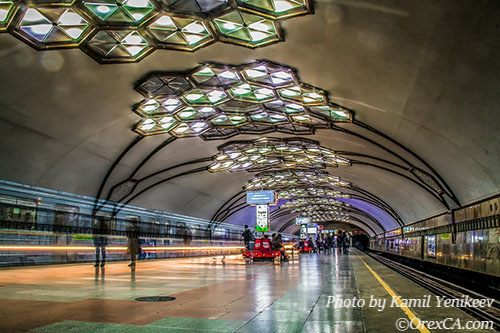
(367, 252, 500, 332)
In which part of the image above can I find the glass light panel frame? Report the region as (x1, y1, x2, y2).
(132, 60, 353, 137)
(3, 0, 314, 63)
(245, 169, 350, 190)
(9, 5, 95, 49)
(208, 137, 350, 173)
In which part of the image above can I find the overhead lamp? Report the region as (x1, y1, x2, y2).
(208, 137, 350, 172)
(132, 61, 352, 138)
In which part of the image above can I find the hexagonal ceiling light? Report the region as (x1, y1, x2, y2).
(276, 186, 350, 200)
(3, 0, 313, 63)
(280, 197, 349, 209)
(245, 169, 350, 191)
(293, 204, 347, 214)
(305, 212, 350, 223)
(207, 137, 350, 173)
(133, 60, 352, 138)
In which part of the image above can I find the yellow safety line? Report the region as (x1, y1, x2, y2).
(356, 253, 430, 333)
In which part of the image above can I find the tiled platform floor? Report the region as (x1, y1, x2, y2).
(0, 250, 492, 332)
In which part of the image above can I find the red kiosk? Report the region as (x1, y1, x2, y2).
(242, 238, 281, 262)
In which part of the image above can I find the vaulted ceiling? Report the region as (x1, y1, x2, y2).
(1, 0, 499, 236)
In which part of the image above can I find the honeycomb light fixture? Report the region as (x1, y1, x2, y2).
(293, 204, 347, 214)
(3, 0, 313, 63)
(133, 60, 352, 138)
(208, 137, 350, 173)
(277, 186, 350, 200)
(306, 213, 350, 223)
(280, 197, 349, 209)
(245, 169, 350, 191)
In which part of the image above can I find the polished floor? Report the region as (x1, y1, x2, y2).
(0, 250, 492, 332)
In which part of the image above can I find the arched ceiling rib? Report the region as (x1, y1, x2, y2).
(0, 1, 499, 235)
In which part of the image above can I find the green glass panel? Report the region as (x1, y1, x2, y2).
(214, 19, 243, 34)
(163, 31, 188, 44)
(177, 109, 197, 119)
(106, 8, 134, 23)
(57, 10, 89, 40)
(225, 28, 252, 42)
(272, 0, 304, 13)
(184, 89, 207, 102)
(241, 0, 274, 11)
(85, 3, 118, 21)
(150, 15, 178, 30)
(214, 11, 244, 33)
(182, 32, 210, 45)
(192, 67, 215, 84)
(123, 0, 154, 22)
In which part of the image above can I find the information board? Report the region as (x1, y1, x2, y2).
(426, 235, 436, 258)
(295, 217, 311, 225)
(246, 191, 275, 205)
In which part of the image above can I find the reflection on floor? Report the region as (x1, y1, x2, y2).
(0, 250, 490, 332)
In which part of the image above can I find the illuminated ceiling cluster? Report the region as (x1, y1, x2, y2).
(306, 213, 350, 223)
(1, 0, 313, 63)
(245, 169, 350, 190)
(277, 186, 350, 200)
(133, 61, 352, 138)
(280, 197, 348, 209)
(208, 137, 350, 172)
(293, 205, 346, 218)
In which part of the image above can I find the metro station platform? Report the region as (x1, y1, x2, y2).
(0, 250, 494, 332)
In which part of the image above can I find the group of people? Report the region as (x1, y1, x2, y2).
(242, 225, 289, 262)
(296, 231, 352, 254)
(92, 217, 140, 271)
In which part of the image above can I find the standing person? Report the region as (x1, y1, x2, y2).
(343, 232, 351, 254)
(93, 216, 109, 270)
(307, 236, 315, 253)
(316, 234, 323, 254)
(242, 225, 254, 250)
(337, 232, 345, 253)
(127, 218, 140, 269)
(327, 234, 334, 254)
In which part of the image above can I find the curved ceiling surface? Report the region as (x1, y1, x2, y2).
(0, 0, 499, 235)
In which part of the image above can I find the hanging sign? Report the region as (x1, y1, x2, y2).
(296, 217, 311, 225)
(247, 191, 275, 205)
(256, 204, 269, 232)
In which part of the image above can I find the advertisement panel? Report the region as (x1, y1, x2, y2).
(300, 225, 307, 239)
(247, 191, 275, 205)
(256, 204, 269, 232)
(306, 223, 317, 235)
(427, 235, 436, 258)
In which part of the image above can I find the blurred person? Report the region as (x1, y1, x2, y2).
(93, 216, 109, 269)
(343, 232, 351, 254)
(127, 218, 140, 269)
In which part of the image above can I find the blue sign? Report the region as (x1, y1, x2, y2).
(296, 217, 311, 225)
(246, 190, 275, 205)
